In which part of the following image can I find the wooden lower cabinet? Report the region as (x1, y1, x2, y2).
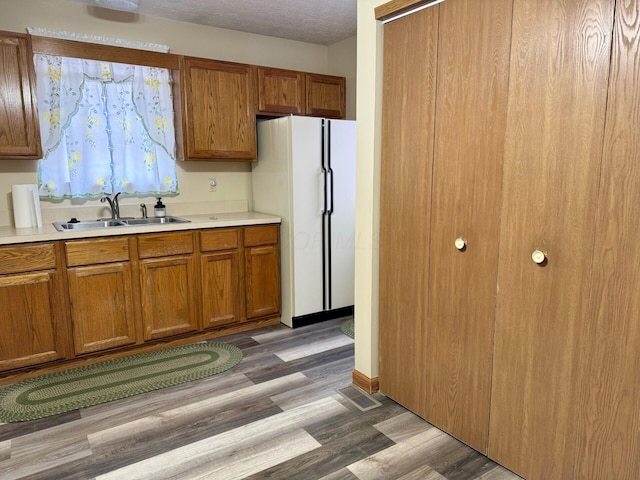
(140, 256, 198, 340)
(67, 263, 136, 354)
(0, 271, 65, 370)
(200, 228, 245, 328)
(200, 228, 243, 328)
(0, 224, 281, 376)
(245, 245, 280, 319)
(0, 242, 67, 371)
(138, 231, 198, 340)
(201, 251, 242, 328)
(244, 225, 280, 320)
(65, 237, 137, 355)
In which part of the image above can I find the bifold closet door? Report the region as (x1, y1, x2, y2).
(488, 0, 614, 478)
(574, 1, 640, 478)
(424, 0, 512, 453)
(378, 6, 439, 417)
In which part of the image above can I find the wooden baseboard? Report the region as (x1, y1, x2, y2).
(352, 369, 379, 394)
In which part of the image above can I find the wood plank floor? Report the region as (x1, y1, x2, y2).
(0, 317, 522, 479)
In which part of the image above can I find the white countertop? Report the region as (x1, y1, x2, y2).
(0, 211, 281, 245)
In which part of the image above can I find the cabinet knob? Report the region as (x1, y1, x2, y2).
(454, 237, 466, 251)
(531, 250, 546, 264)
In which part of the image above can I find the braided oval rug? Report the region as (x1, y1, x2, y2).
(0, 342, 242, 422)
(340, 318, 354, 339)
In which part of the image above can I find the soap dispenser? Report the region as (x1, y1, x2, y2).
(154, 197, 166, 218)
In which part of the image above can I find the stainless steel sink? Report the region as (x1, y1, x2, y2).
(53, 216, 190, 232)
(53, 219, 127, 231)
(123, 217, 190, 225)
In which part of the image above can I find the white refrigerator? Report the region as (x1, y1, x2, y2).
(252, 115, 356, 328)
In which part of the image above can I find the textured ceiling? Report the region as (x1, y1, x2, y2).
(66, 0, 357, 45)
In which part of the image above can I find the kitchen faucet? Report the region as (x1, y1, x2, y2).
(101, 192, 121, 220)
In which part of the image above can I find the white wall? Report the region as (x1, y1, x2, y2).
(328, 35, 357, 121)
(0, 0, 356, 224)
(354, 0, 386, 381)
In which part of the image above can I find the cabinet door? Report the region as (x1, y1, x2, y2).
(245, 245, 280, 319)
(140, 256, 198, 340)
(0, 271, 64, 371)
(488, 0, 614, 478)
(181, 57, 256, 160)
(425, 0, 512, 453)
(0, 31, 42, 159)
(378, 6, 439, 419)
(305, 73, 345, 119)
(201, 251, 242, 328)
(67, 263, 137, 354)
(574, 1, 640, 478)
(257, 66, 305, 115)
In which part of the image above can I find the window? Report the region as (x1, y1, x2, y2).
(34, 54, 178, 199)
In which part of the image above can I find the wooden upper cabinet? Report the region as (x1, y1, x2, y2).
(0, 31, 42, 159)
(306, 73, 346, 119)
(257, 67, 347, 119)
(180, 56, 257, 161)
(257, 66, 305, 115)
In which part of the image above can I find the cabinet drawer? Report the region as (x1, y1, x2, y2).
(244, 225, 279, 247)
(138, 231, 194, 259)
(0, 243, 56, 274)
(65, 237, 129, 267)
(200, 228, 239, 252)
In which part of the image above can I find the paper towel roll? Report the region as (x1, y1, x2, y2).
(12, 184, 42, 228)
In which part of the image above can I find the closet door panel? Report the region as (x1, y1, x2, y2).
(488, 0, 614, 478)
(378, 6, 439, 417)
(575, 1, 640, 478)
(425, 0, 512, 453)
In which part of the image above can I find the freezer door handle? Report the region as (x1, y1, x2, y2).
(327, 167, 334, 215)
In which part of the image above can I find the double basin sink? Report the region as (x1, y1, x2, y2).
(53, 216, 190, 232)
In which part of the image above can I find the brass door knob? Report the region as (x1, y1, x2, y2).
(532, 250, 546, 264)
(455, 237, 466, 251)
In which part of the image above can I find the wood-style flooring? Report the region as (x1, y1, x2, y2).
(0, 317, 522, 479)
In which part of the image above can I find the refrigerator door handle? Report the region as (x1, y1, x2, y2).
(319, 168, 327, 214)
(327, 167, 334, 215)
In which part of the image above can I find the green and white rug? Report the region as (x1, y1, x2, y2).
(0, 342, 242, 423)
(341, 318, 354, 339)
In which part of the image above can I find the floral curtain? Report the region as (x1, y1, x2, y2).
(34, 54, 179, 198)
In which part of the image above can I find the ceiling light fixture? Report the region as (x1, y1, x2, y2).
(94, 0, 140, 12)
